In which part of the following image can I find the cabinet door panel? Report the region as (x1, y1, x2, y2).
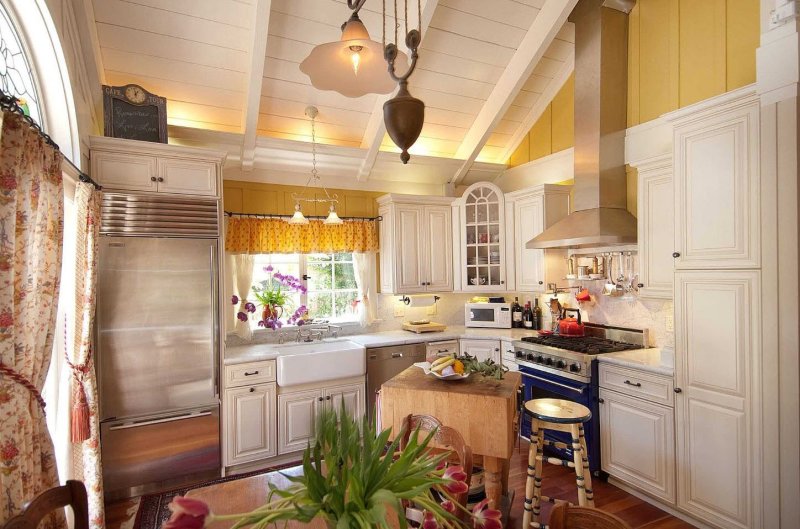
(460, 339, 500, 364)
(326, 382, 364, 420)
(395, 206, 424, 294)
(158, 159, 217, 196)
(424, 206, 453, 291)
(278, 389, 322, 455)
(92, 151, 157, 192)
(514, 197, 545, 292)
(637, 158, 674, 299)
(599, 389, 675, 503)
(225, 383, 276, 466)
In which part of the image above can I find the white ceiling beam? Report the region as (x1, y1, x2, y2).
(356, 0, 441, 181)
(498, 52, 574, 164)
(240, 0, 272, 172)
(450, 0, 578, 184)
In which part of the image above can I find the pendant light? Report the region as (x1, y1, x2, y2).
(382, 0, 425, 164)
(289, 106, 343, 226)
(300, 0, 408, 98)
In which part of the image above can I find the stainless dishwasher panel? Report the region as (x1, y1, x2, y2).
(367, 343, 427, 420)
(101, 406, 220, 500)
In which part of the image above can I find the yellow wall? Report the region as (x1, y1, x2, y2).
(223, 180, 382, 217)
(508, 0, 759, 166)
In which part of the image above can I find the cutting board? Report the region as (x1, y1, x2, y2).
(402, 321, 446, 333)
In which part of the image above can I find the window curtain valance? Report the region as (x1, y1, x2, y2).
(225, 216, 379, 254)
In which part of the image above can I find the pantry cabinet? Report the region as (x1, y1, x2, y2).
(671, 95, 760, 270)
(90, 136, 224, 197)
(459, 339, 501, 364)
(378, 195, 454, 294)
(277, 379, 365, 455)
(505, 185, 571, 293)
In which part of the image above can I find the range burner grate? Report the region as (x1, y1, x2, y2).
(520, 335, 642, 354)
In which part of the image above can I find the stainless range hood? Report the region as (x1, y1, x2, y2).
(528, 0, 637, 249)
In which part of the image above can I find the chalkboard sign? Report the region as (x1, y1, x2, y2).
(102, 84, 167, 143)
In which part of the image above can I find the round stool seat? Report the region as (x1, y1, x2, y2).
(524, 398, 591, 424)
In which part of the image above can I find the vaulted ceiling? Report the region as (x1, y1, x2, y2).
(82, 0, 576, 189)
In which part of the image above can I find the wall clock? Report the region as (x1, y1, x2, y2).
(102, 84, 167, 143)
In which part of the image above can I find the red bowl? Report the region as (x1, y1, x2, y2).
(538, 330, 553, 336)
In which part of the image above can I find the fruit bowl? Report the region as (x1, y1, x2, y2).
(414, 361, 470, 381)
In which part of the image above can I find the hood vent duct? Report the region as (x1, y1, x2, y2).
(528, 0, 637, 249)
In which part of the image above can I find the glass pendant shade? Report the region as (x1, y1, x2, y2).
(288, 204, 309, 225)
(323, 205, 343, 225)
(300, 14, 408, 98)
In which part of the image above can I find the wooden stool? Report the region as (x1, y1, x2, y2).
(522, 398, 594, 529)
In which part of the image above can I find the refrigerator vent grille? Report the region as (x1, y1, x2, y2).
(101, 193, 219, 236)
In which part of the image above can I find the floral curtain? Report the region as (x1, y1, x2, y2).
(231, 254, 255, 340)
(0, 112, 65, 528)
(66, 182, 104, 528)
(225, 217, 379, 254)
(352, 253, 377, 327)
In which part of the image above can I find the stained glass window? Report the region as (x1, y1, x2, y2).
(0, 3, 41, 124)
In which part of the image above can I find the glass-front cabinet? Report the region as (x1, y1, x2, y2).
(456, 182, 507, 291)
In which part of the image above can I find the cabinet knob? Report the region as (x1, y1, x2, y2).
(637, 283, 644, 288)
(326, 395, 331, 401)
(538, 281, 544, 285)
(500, 281, 504, 285)
(672, 252, 681, 258)
(598, 398, 605, 404)
(157, 177, 164, 182)
(249, 387, 255, 393)
(150, 176, 157, 182)
(318, 397, 324, 402)
(674, 387, 683, 394)
(494, 348, 500, 352)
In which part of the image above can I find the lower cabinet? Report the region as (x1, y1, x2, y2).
(225, 383, 277, 466)
(277, 380, 365, 455)
(500, 340, 518, 372)
(459, 339, 501, 364)
(599, 387, 675, 503)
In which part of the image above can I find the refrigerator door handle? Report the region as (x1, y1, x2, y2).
(108, 411, 212, 431)
(210, 242, 220, 399)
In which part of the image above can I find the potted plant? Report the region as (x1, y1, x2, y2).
(164, 407, 502, 529)
(233, 266, 309, 329)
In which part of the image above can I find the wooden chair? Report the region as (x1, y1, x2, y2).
(547, 503, 632, 529)
(2, 481, 89, 529)
(400, 414, 473, 515)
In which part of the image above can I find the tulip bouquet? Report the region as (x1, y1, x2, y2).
(232, 266, 309, 330)
(165, 407, 502, 529)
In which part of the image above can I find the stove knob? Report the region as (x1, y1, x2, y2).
(544, 357, 554, 366)
(556, 360, 567, 369)
(534, 355, 544, 363)
(569, 363, 582, 372)
(515, 350, 524, 359)
(526, 353, 535, 361)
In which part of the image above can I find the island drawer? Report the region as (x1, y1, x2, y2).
(426, 340, 459, 361)
(226, 360, 276, 388)
(598, 364, 674, 406)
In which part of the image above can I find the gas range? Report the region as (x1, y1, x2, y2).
(512, 323, 648, 382)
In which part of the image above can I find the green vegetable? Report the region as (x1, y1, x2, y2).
(458, 353, 508, 380)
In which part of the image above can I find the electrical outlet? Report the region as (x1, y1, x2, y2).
(665, 312, 674, 332)
(394, 304, 405, 318)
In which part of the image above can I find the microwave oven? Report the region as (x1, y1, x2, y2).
(464, 303, 512, 328)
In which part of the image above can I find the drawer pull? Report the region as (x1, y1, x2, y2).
(623, 380, 642, 388)
(244, 371, 259, 376)
(674, 387, 683, 393)
(437, 349, 448, 353)
(391, 352, 403, 358)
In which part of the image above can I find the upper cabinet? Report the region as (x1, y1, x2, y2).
(90, 136, 225, 197)
(634, 155, 674, 299)
(453, 183, 508, 291)
(670, 94, 760, 269)
(506, 185, 571, 293)
(378, 194, 454, 295)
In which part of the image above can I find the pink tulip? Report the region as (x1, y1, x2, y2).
(422, 511, 439, 529)
(472, 499, 502, 529)
(440, 500, 455, 514)
(442, 465, 469, 494)
(165, 496, 210, 529)
(231, 295, 239, 305)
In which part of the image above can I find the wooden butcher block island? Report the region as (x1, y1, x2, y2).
(380, 366, 522, 514)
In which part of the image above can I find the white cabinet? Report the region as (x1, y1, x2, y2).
(225, 383, 277, 465)
(277, 379, 365, 455)
(460, 339, 501, 364)
(599, 386, 675, 503)
(378, 195, 454, 294)
(500, 340, 518, 372)
(506, 185, 571, 293)
(454, 183, 508, 291)
(671, 96, 760, 269)
(674, 269, 761, 529)
(634, 155, 674, 299)
(90, 136, 224, 197)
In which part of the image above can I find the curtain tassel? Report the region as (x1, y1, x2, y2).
(71, 382, 90, 443)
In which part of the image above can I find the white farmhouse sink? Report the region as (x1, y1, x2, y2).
(276, 339, 366, 387)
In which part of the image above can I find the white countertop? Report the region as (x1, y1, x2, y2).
(224, 326, 540, 365)
(597, 347, 675, 376)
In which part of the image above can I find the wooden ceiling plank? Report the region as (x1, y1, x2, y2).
(357, 0, 440, 182)
(241, 0, 273, 171)
(450, 0, 577, 182)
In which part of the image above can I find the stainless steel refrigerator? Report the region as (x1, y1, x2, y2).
(97, 234, 221, 499)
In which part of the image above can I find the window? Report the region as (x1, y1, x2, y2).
(248, 252, 359, 328)
(0, 2, 42, 124)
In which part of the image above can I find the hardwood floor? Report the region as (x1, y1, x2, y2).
(106, 439, 696, 529)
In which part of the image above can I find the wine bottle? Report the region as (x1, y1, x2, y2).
(522, 301, 533, 329)
(511, 297, 523, 328)
(533, 298, 543, 330)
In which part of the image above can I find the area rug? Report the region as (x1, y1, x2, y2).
(132, 461, 300, 529)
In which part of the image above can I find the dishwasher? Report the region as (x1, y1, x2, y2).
(366, 343, 426, 421)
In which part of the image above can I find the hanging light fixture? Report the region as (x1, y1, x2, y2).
(382, 0, 425, 164)
(289, 106, 343, 226)
(300, 0, 408, 98)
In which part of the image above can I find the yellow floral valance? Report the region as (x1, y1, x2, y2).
(225, 216, 379, 254)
